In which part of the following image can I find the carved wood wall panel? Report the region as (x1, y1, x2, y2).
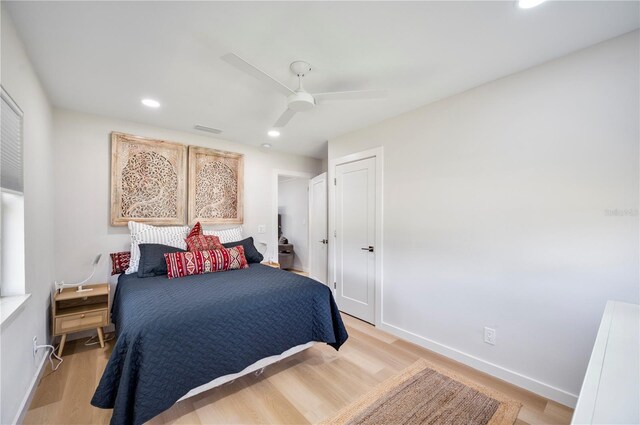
(110, 132, 187, 226)
(188, 146, 244, 225)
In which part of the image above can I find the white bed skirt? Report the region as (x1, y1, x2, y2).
(177, 341, 317, 402)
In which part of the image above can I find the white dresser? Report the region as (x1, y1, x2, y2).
(572, 301, 639, 424)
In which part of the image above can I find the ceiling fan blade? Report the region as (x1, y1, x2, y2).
(221, 53, 295, 97)
(314, 89, 388, 102)
(273, 109, 297, 128)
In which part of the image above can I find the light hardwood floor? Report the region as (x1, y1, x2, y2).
(25, 314, 573, 425)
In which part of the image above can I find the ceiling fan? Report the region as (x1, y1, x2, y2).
(221, 53, 387, 128)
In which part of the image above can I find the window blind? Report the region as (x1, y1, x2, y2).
(1, 88, 24, 194)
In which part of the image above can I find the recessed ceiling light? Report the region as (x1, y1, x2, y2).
(261, 143, 272, 149)
(267, 130, 280, 138)
(518, 0, 547, 9)
(141, 98, 160, 108)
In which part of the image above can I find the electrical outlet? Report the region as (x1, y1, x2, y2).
(33, 336, 38, 357)
(257, 225, 266, 234)
(484, 327, 496, 345)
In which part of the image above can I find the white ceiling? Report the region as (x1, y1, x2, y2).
(5, 1, 639, 159)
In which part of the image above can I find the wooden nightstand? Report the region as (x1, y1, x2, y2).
(52, 284, 110, 356)
(261, 261, 280, 269)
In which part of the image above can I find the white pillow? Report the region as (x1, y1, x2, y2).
(203, 226, 243, 244)
(126, 221, 189, 274)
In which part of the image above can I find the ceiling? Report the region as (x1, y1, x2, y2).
(4, 1, 639, 159)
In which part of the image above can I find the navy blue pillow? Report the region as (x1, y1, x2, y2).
(223, 237, 263, 264)
(138, 243, 186, 278)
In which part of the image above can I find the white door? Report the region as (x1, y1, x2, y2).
(308, 173, 328, 284)
(335, 157, 376, 323)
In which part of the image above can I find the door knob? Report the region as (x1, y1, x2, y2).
(361, 246, 374, 252)
(319, 239, 328, 244)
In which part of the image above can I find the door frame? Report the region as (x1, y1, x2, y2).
(328, 147, 383, 326)
(272, 169, 313, 268)
(308, 172, 328, 284)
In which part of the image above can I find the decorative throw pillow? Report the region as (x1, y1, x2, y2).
(164, 246, 249, 279)
(110, 251, 131, 275)
(185, 234, 224, 252)
(126, 221, 190, 274)
(138, 243, 187, 278)
(203, 226, 243, 244)
(223, 237, 263, 264)
(187, 222, 202, 238)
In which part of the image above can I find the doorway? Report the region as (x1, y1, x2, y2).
(274, 170, 312, 274)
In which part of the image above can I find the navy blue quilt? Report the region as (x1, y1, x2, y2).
(91, 264, 348, 425)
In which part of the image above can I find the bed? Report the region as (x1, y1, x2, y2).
(91, 263, 348, 425)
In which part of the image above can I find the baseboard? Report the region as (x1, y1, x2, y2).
(13, 348, 49, 424)
(377, 321, 578, 408)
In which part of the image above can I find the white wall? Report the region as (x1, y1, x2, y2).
(0, 8, 56, 424)
(52, 109, 321, 284)
(278, 177, 309, 271)
(328, 31, 639, 405)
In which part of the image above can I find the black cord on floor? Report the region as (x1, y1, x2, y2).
(84, 333, 115, 346)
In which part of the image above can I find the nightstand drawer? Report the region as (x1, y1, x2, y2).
(54, 310, 108, 334)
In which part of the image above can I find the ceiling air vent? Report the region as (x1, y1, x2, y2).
(194, 125, 222, 134)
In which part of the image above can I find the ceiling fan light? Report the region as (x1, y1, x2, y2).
(141, 98, 160, 108)
(518, 0, 547, 9)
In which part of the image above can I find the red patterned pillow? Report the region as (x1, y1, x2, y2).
(187, 222, 202, 238)
(110, 251, 131, 275)
(164, 246, 249, 279)
(185, 234, 223, 252)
